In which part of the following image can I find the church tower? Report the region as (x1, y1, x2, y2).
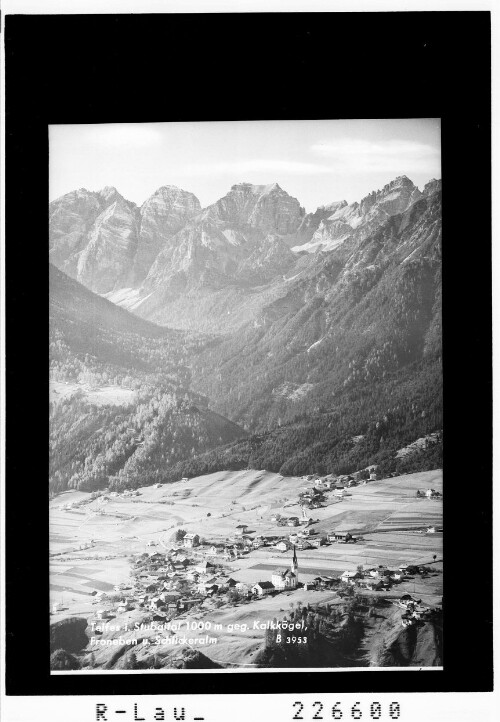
(291, 545, 298, 585)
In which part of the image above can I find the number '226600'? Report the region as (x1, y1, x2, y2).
(292, 701, 401, 720)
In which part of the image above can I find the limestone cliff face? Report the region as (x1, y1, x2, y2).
(49, 189, 104, 273)
(293, 176, 424, 254)
(134, 186, 201, 283)
(49, 184, 201, 293)
(235, 234, 297, 284)
(423, 178, 442, 196)
(287, 200, 348, 251)
(202, 182, 305, 235)
(76, 197, 140, 294)
(134, 183, 306, 320)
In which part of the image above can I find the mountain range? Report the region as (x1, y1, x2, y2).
(50, 175, 440, 334)
(50, 174, 442, 490)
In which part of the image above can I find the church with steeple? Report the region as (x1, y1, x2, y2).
(271, 546, 299, 590)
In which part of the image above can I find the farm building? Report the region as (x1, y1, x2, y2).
(150, 597, 166, 610)
(296, 539, 313, 550)
(299, 527, 313, 537)
(179, 598, 200, 610)
(252, 581, 275, 596)
(235, 524, 249, 535)
(336, 475, 352, 484)
(148, 551, 164, 561)
(313, 576, 337, 589)
(195, 560, 215, 574)
(183, 533, 200, 548)
(340, 571, 358, 585)
(309, 537, 325, 548)
(95, 610, 112, 620)
(207, 545, 224, 556)
(425, 489, 441, 499)
(330, 531, 355, 543)
(275, 540, 293, 552)
(390, 572, 404, 581)
(360, 579, 384, 591)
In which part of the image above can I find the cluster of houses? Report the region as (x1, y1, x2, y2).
(396, 594, 437, 627)
(338, 563, 408, 591)
(247, 551, 422, 600)
(89, 545, 244, 623)
(301, 469, 379, 490)
(416, 488, 442, 499)
(295, 469, 381, 511)
(61, 489, 143, 512)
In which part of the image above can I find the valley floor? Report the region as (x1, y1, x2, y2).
(49, 468, 442, 669)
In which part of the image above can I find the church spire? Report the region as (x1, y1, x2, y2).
(291, 545, 298, 581)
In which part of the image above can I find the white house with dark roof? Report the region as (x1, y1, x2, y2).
(252, 581, 275, 596)
(183, 533, 200, 548)
(275, 540, 292, 552)
(340, 571, 358, 585)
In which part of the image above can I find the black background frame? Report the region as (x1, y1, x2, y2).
(4, 10, 492, 695)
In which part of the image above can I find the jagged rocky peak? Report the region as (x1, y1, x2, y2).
(50, 187, 99, 211)
(139, 185, 201, 236)
(204, 181, 305, 235)
(75, 194, 140, 294)
(321, 199, 348, 214)
(292, 176, 426, 255)
(423, 178, 442, 196)
(359, 175, 421, 216)
(141, 184, 201, 211)
(97, 185, 124, 205)
(133, 185, 202, 283)
(49, 189, 106, 270)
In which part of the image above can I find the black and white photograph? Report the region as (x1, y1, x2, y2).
(48, 118, 444, 672)
(2, 5, 494, 718)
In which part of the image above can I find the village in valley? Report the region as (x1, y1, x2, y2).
(50, 465, 443, 669)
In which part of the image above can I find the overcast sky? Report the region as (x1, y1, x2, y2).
(49, 119, 441, 213)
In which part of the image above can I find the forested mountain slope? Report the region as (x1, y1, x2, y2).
(49, 266, 246, 494)
(192, 188, 442, 433)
